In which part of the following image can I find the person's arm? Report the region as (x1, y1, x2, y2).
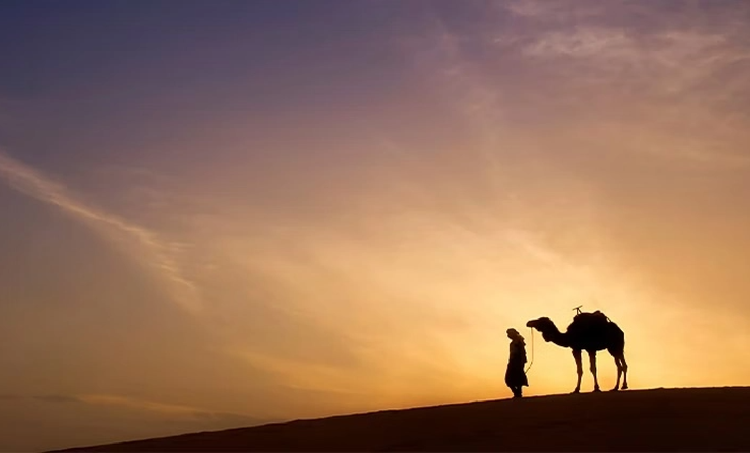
(512, 341, 527, 364)
(510, 342, 523, 363)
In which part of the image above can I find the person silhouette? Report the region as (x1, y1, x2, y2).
(505, 328, 529, 398)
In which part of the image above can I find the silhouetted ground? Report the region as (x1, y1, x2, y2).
(55, 387, 750, 452)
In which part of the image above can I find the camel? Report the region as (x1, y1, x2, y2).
(526, 308, 628, 393)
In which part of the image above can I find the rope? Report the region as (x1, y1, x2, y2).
(525, 327, 535, 374)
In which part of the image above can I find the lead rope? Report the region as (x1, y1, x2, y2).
(525, 327, 535, 374)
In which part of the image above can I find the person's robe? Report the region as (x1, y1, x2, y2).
(504, 338, 529, 388)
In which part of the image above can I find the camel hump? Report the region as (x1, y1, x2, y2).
(567, 310, 619, 339)
(593, 310, 609, 321)
(574, 310, 611, 324)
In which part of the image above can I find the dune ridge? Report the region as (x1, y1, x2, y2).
(55, 386, 750, 452)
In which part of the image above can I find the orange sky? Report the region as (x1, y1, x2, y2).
(1, 0, 750, 450)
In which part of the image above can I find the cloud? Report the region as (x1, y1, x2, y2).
(505, 3, 750, 98)
(6, 392, 264, 424)
(520, 26, 748, 77)
(503, 0, 609, 22)
(33, 395, 82, 404)
(77, 394, 216, 417)
(477, 1, 750, 168)
(522, 27, 634, 59)
(75, 394, 270, 426)
(0, 150, 201, 313)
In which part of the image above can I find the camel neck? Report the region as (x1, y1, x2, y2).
(544, 325, 570, 348)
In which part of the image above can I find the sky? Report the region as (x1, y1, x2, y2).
(1, 0, 750, 450)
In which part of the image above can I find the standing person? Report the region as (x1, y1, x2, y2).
(505, 328, 529, 398)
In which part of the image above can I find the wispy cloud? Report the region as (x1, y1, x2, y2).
(33, 394, 82, 404)
(522, 27, 634, 59)
(4, 392, 266, 424)
(506, 3, 750, 97)
(482, 1, 750, 168)
(520, 26, 749, 77)
(77, 394, 223, 418)
(0, 150, 201, 313)
(503, 0, 609, 21)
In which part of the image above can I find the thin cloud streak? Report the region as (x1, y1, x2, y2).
(75, 394, 254, 420)
(0, 150, 201, 313)
(503, 0, 609, 21)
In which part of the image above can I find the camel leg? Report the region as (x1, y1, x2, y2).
(589, 351, 602, 392)
(611, 356, 622, 391)
(620, 352, 629, 390)
(609, 348, 622, 391)
(572, 349, 583, 393)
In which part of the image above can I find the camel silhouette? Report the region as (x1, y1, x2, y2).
(526, 308, 628, 393)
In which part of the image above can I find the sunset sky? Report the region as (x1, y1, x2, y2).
(2, 0, 750, 450)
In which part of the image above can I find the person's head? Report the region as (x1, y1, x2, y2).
(506, 327, 523, 341)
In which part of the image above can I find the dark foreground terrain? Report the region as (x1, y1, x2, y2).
(56, 387, 750, 452)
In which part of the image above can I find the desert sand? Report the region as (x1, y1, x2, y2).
(56, 386, 750, 452)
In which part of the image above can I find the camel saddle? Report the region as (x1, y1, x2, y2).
(573, 310, 611, 324)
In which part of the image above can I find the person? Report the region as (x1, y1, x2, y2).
(505, 327, 529, 398)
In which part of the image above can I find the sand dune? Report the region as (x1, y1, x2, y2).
(55, 387, 750, 452)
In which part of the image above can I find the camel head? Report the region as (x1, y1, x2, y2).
(526, 317, 559, 342)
